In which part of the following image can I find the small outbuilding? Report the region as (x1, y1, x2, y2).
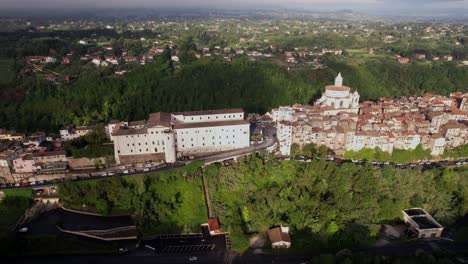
(402, 208, 444, 239)
(268, 225, 291, 249)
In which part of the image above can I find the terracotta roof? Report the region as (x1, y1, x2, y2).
(33, 150, 66, 157)
(112, 128, 148, 136)
(147, 112, 171, 128)
(128, 120, 146, 127)
(325, 85, 351, 92)
(172, 108, 244, 116)
(268, 227, 291, 243)
(174, 120, 249, 129)
(208, 218, 220, 232)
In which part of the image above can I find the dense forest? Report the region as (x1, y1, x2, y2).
(57, 156, 468, 252)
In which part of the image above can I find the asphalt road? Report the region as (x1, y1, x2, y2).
(8, 239, 468, 264)
(0, 139, 276, 190)
(2, 138, 467, 191)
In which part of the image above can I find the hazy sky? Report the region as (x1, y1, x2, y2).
(0, 0, 466, 10)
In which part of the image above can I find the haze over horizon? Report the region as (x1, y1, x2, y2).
(0, 0, 467, 14)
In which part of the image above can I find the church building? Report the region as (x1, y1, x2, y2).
(315, 73, 360, 115)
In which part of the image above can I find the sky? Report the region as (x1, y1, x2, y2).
(0, 0, 466, 12)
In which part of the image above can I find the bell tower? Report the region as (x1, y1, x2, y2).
(335, 73, 343, 87)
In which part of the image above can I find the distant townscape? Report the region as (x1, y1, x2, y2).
(272, 73, 468, 157)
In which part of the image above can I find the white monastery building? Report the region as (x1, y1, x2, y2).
(108, 109, 250, 164)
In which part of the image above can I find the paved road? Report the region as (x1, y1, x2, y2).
(8, 239, 468, 263)
(199, 138, 276, 163)
(0, 139, 276, 191)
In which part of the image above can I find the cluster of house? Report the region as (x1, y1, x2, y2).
(106, 109, 250, 164)
(0, 130, 68, 183)
(267, 207, 444, 250)
(0, 124, 102, 183)
(272, 73, 468, 157)
(397, 54, 454, 64)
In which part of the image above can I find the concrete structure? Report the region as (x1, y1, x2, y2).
(402, 208, 444, 239)
(268, 225, 291, 249)
(111, 109, 250, 164)
(12, 153, 38, 173)
(277, 122, 293, 156)
(33, 150, 67, 164)
(0, 149, 22, 183)
(271, 106, 296, 123)
(60, 126, 94, 141)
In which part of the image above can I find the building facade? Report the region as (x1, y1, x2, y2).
(110, 109, 250, 164)
(273, 73, 468, 157)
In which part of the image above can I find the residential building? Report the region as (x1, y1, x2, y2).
(60, 126, 94, 141)
(12, 154, 38, 173)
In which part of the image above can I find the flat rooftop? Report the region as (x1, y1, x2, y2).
(405, 208, 426, 216)
(403, 208, 443, 230)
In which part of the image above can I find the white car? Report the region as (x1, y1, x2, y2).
(108, 172, 115, 176)
(122, 170, 129, 174)
(29, 181, 36, 185)
(189, 256, 198, 261)
(14, 183, 20, 187)
(18, 227, 28, 233)
(143, 168, 149, 172)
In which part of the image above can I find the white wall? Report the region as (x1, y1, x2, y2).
(174, 124, 250, 154)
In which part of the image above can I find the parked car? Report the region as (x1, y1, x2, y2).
(18, 227, 28, 233)
(14, 183, 20, 187)
(21, 182, 29, 187)
(108, 172, 115, 176)
(29, 181, 36, 185)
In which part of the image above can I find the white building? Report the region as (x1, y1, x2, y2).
(315, 73, 360, 115)
(110, 109, 250, 164)
(277, 121, 293, 156)
(271, 106, 296, 123)
(60, 126, 94, 141)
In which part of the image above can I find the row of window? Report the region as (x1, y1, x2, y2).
(179, 128, 245, 135)
(183, 114, 242, 121)
(177, 141, 238, 148)
(126, 140, 165, 147)
(117, 146, 165, 154)
(178, 135, 236, 142)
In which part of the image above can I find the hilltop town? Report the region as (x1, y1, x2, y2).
(273, 74, 468, 157)
(1, 74, 467, 185)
